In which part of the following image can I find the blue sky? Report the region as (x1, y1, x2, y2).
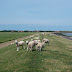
(0, 0, 72, 25)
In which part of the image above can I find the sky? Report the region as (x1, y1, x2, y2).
(0, 0, 72, 25)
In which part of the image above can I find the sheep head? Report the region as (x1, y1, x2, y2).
(34, 41, 38, 45)
(26, 41, 29, 45)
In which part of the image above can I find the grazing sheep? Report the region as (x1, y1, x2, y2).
(15, 40, 25, 51)
(26, 40, 38, 52)
(31, 39, 34, 41)
(50, 33, 52, 36)
(30, 36, 34, 38)
(28, 36, 34, 38)
(41, 33, 45, 35)
(43, 38, 49, 45)
(26, 41, 34, 52)
(34, 36, 40, 40)
(11, 42, 14, 45)
(36, 42, 45, 51)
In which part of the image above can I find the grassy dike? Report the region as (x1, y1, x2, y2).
(0, 33, 72, 72)
(0, 32, 35, 43)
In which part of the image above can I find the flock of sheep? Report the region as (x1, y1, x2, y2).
(15, 33, 50, 52)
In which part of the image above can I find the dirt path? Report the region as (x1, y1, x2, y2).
(0, 33, 39, 48)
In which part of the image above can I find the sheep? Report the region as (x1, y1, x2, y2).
(43, 38, 49, 46)
(31, 39, 34, 41)
(26, 40, 38, 52)
(34, 40, 41, 43)
(15, 40, 25, 51)
(41, 33, 45, 35)
(11, 42, 14, 45)
(34, 36, 40, 40)
(30, 36, 34, 38)
(50, 33, 52, 36)
(36, 42, 45, 51)
(26, 41, 34, 52)
(26, 40, 29, 45)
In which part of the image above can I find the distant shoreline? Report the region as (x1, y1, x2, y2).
(0, 30, 72, 32)
(53, 32, 72, 40)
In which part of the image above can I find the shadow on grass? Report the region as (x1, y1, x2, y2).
(32, 49, 48, 51)
(42, 50, 48, 51)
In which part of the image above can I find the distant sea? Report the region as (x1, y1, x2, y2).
(62, 33, 72, 37)
(0, 24, 72, 31)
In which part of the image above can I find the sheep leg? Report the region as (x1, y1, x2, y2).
(48, 42, 49, 46)
(17, 47, 19, 51)
(27, 47, 28, 51)
(36, 46, 38, 51)
(22, 45, 23, 49)
(30, 47, 32, 52)
(30, 48, 31, 52)
(40, 47, 41, 51)
(31, 47, 32, 52)
(24, 45, 25, 49)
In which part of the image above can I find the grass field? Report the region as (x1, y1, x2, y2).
(0, 32, 35, 43)
(0, 33, 72, 72)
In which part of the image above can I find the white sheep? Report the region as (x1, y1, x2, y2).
(15, 40, 25, 51)
(31, 39, 34, 41)
(36, 42, 45, 51)
(34, 36, 40, 40)
(41, 33, 45, 35)
(26, 40, 38, 52)
(50, 33, 52, 36)
(34, 40, 41, 43)
(43, 38, 49, 45)
(30, 36, 34, 38)
(11, 42, 14, 45)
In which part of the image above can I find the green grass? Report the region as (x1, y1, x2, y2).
(0, 32, 35, 43)
(0, 33, 72, 72)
